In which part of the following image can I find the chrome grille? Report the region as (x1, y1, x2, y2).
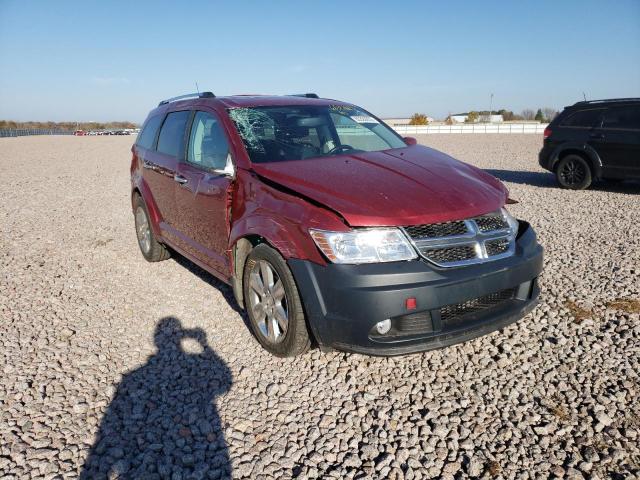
(403, 211, 516, 267)
(486, 238, 510, 256)
(404, 221, 468, 238)
(441, 288, 517, 325)
(475, 216, 509, 232)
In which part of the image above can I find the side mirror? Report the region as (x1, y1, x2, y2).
(214, 153, 236, 178)
(403, 136, 417, 146)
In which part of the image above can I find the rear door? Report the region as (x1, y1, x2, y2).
(174, 109, 235, 275)
(594, 105, 640, 177)
(146, 110, 191, 238)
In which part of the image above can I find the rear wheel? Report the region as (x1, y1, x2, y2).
(555, 154, 592, 190)
(133, 194, 170, 262)
(243, 244, 311, 357)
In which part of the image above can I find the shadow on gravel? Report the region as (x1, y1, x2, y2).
(484, 169, 556, 187)
(81, 317, 232, 480)
(172, 254, 244, 316)
(485, 168, 640, 193)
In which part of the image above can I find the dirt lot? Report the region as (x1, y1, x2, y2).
(1, 134, 639, 479)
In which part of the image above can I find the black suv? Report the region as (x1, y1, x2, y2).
(539, 98, 640, 189)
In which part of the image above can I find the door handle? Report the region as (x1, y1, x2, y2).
(174, 174, 188, 185)
(589, 132, 605, 140)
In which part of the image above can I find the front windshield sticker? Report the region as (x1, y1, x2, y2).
(351, 115, 379, 124)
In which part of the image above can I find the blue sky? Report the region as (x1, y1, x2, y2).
(1, 0, 638, 122)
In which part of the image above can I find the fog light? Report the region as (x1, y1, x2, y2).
(375, 319, 392, 335)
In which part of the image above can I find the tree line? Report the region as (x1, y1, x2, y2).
(0, 120, 138, 130)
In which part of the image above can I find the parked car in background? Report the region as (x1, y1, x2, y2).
(539, 98, 640, 189)
(73, 130, 85, 136)
(131, 92, 543, 357)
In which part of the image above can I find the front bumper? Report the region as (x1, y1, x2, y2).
(288, 223, 543, 356)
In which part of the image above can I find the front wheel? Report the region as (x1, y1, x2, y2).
(243, 244, 311, 357)
(555, 154, 592, 190)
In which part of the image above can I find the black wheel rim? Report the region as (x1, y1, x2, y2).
(560, 160, 585, 186)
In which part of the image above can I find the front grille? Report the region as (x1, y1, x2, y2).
(441, 288, 517, 325)
(423, 245, 476, 263)
(475, 216, 509, 232)
(486, 238, 510, 256)
(403, 211, 516, 267)
(404, 221, 468, 239)
(395, 311, 433, 334)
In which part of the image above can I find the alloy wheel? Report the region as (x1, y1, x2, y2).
(248, 260, 289, 343)
(135, 206, 151, 254)
(559, 159, 586, 186)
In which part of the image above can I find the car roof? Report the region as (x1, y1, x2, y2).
(215, 95, 351, 108)
(151, 93, 352, 113)
(567, 98, 640, 110)
(145, 94, 356, 122)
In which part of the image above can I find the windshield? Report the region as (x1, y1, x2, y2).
(228, 105, 406, 163)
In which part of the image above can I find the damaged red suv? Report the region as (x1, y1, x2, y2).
(131, 92, 543, 356)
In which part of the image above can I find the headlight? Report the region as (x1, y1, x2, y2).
(309, 228, 418, 264)
(501, 207, 519, 238)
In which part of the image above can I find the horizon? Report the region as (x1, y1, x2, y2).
(1, 0, 638, 123)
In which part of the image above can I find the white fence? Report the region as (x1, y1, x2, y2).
(392, 123, 548, 135)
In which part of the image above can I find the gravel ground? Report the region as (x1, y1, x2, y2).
(1, 134, 639, 480)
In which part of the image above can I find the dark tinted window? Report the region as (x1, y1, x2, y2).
(187, 111, 230, 170)
(157, 111, 191, 158)
(136, 114, 163, 149)
(561, 108, 604, 128)
(602, 105, 640, 130)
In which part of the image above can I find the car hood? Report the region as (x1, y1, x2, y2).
(250, 145, 508, 227)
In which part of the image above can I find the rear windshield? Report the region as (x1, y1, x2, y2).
(228, 105, 406, 163)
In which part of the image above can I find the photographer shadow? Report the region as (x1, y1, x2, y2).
(81, 317, 232, 479)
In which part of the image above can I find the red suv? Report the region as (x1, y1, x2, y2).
(131, 92, 543, 356)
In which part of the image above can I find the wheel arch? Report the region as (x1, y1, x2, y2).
(131, 182, 163, 236)
(552, 144, 603, 179)
(231, 235, 266, 308)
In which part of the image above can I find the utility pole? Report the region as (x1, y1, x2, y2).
(488, 93, 494, 124)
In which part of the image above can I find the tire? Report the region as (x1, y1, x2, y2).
(243, 244, 311, 357)
(133, 194, 170, 262)
(555, 154, 592, 190)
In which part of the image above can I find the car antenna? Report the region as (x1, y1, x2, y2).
(582, 92, 587, 101)
(196, 82, 200, 95)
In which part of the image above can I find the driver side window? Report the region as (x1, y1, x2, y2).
(187, 111, 230, 171)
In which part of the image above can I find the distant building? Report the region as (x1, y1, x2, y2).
(383, 117, 435, 126)
(449, 113, 504, 124)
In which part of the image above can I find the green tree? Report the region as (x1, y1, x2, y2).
(534, 109, 544, 122)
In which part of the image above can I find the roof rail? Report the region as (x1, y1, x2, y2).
(158, 91, 215, 106)
(574, 97, 640, 106)
(289, 93, 319, 99)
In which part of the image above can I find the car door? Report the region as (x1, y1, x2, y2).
(173, 109, 235, 276)
(593, 105, 640, 177)
(142, 110, 191, 238)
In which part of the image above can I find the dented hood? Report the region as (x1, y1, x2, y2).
(250, 145, 508, 227)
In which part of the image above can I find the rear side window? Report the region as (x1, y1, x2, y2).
(157, 111, 191, 158)
(136, 114, 163, 149)
(602, 106, 640, 130)
(561, 109, 604, 128)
